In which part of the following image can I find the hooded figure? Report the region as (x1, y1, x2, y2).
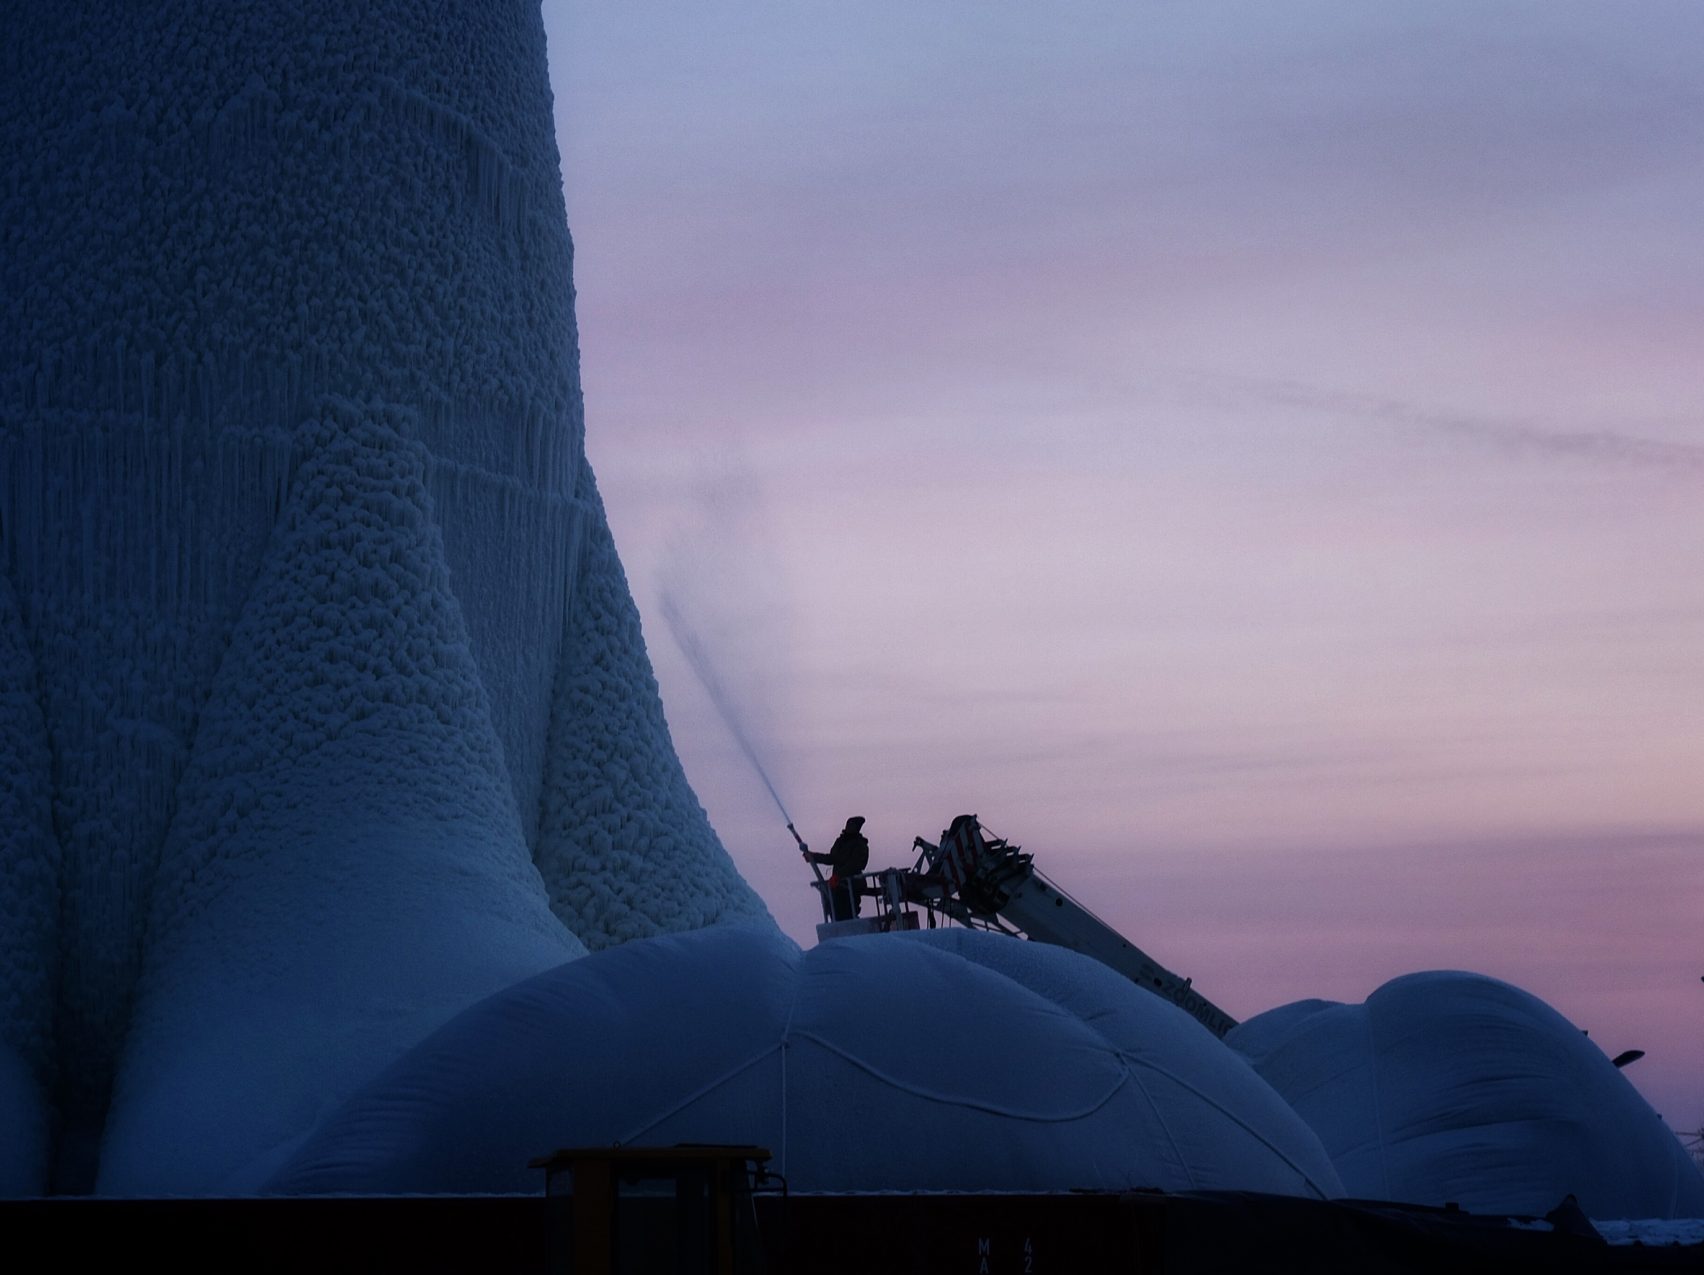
(806, 816, 870, 921)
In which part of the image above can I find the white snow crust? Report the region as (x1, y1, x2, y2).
(97, 404, 586, 1196)
(534, 471, 772, 949)
(1228, 971, 1704, 1220)
(2, 0, 770, 1184)
(267, 927, 1343, 1198)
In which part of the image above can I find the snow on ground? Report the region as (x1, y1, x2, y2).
(1230, 971, 1704, 1220)
(269, 927, 1341, 1198)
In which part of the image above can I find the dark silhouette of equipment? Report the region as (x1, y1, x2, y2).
(801, 813, 1236, 1038)
(531, 1145, 774, 1275)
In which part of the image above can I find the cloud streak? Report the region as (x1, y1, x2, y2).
(1201, 374, 1704, 477)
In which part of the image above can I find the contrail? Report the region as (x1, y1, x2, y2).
(1209, 374, 1704, 476)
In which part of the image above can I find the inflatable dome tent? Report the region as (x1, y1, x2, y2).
(268, 927, 1344, 1199)
(1229, 971, 1704, 1220)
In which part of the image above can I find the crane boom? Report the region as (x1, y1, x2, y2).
(983, 865, 1236, 1037)
(901, 815, 1237, 1038)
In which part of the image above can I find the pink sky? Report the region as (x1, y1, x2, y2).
(542, 1, 1704, 1132)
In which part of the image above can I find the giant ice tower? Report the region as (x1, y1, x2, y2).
(0, 1, 769, 1191)
(9, 2, 1702, 1219)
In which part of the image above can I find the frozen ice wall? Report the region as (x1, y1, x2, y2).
(534, 470, 768, 949)
(0, 573, 58, 1194)
(99, 403, 588, 1195)
(1, 0, 768, 1187)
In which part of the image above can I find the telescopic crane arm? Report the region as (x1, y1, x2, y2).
(904, 815, 1237, 1038)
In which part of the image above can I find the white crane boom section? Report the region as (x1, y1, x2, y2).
(992, 867, 1236, 1037)
(909, 815, 1237, 1038)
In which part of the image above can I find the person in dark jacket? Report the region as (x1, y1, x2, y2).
(805, 816, 869, 921)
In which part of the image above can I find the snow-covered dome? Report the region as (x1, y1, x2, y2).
(268, 927, 1343, 1198)
(1228, 971, 1704, 1219)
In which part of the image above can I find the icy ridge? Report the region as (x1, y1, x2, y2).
(534, 470, 773, 949)
(0, 414, 301, 1152)
(3, 0, 770, 1187)
(100, 401, 584, 1196)
(1, 0, 590, 1146)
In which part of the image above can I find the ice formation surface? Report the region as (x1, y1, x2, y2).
(98, 404, 586, 1196)
(533, 473, 768, 950)
(2, 0, 768, 1188)
(8, 0, 1687, 1218)
(270, 927, 1344, 1198)
(1229, 972, 1704, 1219)
(0, 574, 57, 1194)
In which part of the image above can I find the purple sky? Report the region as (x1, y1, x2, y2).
(541, 2, 1704, 1131)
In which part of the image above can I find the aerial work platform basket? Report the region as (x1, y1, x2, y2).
(803, 813, 1237, 1037)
